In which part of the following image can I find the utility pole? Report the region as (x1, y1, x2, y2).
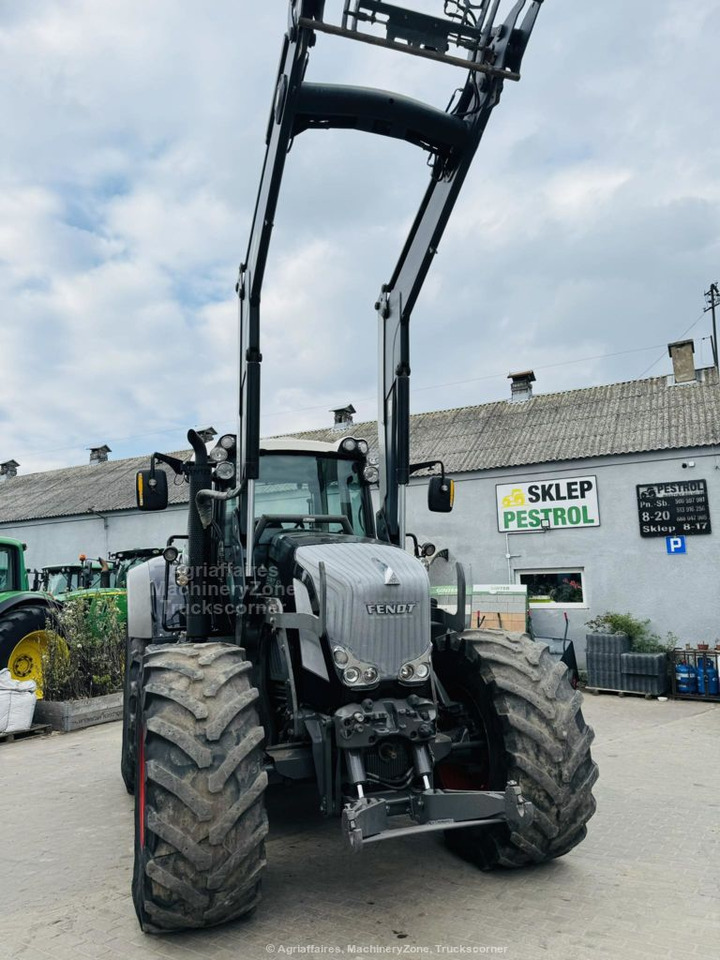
(704, 282, 719, 370)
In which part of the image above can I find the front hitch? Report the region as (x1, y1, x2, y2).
(341, 780, 534, 852)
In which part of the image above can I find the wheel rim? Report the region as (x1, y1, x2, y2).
(8, 630, 50, 698)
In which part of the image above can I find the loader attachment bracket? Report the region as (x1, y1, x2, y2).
(342, 779, 533, 851)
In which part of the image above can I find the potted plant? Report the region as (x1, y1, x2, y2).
(35, 596, 125, 732)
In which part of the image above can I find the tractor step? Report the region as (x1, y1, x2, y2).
(0, 723, 53, 744)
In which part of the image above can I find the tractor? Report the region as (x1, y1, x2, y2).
(0, 537, 57, 695)
(124, 0, 597, 934)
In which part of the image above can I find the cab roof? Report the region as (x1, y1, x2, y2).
(260, 436, 367, 454)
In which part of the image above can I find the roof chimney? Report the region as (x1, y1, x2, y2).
(668, 339, 696, 384)
(330, 404, 356, 432)
(508, 370, 536, 403)
(0, 459, 19, 480)
(196, 426, 218, 443)
(88, 445, 111, 465)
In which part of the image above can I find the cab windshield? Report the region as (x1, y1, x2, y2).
(254, 454, 369, 536)
(45, 566, 106, 595)
(46, 569, 82, 595)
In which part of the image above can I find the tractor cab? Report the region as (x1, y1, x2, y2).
(250, 437, 376, 560)
(42, 560, 113, 597)
(0, 538, 26, 595)
(110, 548, 162, 588)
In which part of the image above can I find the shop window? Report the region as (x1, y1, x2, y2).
(516, 569, 586, 607)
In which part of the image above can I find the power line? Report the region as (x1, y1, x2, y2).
(637, 312, 706, 379)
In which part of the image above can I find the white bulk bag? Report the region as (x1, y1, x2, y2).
(0, 668, 37, 734)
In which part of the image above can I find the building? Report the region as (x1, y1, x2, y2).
(1, 341, 719, 663)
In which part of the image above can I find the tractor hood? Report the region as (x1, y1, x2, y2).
(292, 540, 431, 680)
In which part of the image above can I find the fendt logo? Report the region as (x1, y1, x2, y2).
(366, 602, 417, 615)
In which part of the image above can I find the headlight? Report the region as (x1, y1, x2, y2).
(175, 564, 192, 587)
(357, 439, 369, 455)
(215, 461, 235, 480)
(398, 648, 432, 684)
(209, 446, 228, 462)
(363, 464, 379, 484)
(163, 546, 179, 563)
(334, 645, 380, 687)
(219, 434, 235, 450)
(341, 437, 357, 453)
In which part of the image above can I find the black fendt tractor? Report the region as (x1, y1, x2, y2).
(125, 0, 597, 933)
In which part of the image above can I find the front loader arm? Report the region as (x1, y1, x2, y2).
(376, 0, 544, 544)
(237, 1, 545, 569)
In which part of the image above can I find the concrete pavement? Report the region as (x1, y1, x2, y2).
(1, 694, 718, 960)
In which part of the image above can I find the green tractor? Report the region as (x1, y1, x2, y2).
(0, 544, 162, 696)
(0, 537, 58, 695)
(41, 548, 162, 623)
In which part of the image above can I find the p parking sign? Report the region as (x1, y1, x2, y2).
(666, 536, 686, 555)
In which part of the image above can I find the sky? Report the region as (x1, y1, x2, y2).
(1, 0, 719, 475)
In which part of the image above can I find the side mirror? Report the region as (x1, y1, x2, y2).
(136, 469, 169, 511)
(428, 475, 454, 513)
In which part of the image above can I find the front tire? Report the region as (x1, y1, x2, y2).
(133, 642, 268, 933)
(433, 629, 598, 869)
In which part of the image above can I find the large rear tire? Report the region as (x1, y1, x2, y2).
(433, 629, 598, 869)
(0, 604, 54, 697)
(133, 642, 268, 933)
(121, 635, 146, 794)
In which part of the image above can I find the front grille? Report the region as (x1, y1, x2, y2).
(364, 738, 413, 786)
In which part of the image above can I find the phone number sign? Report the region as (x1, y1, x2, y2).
(636, 480, 711, 538)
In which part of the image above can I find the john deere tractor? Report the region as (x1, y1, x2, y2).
(0, 537, 57, 695)
(124, 0, 597, 934)
(42, 548, 162, 618)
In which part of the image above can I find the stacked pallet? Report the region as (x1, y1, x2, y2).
(586, 632, 630, 688)
(586, 634, 668, 695)
(620, 653, 668, 695)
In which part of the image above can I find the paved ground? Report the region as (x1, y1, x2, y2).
(1, 694, 718, 960)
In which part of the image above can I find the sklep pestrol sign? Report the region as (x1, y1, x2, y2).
(496, 476, 600, 532)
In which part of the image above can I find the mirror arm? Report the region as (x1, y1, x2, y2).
(151, 452, 186, 476)
(409, 459, 445, 480)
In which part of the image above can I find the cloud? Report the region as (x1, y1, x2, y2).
(0, 0, 718, 477)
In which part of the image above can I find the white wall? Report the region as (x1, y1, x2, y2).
(1, 506, 188, 571)
(5, 444, 720, 667)
(406, 446, 720, 664)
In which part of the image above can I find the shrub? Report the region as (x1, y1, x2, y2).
(42, 596, 125, 701)
(585, 612, 676, 654)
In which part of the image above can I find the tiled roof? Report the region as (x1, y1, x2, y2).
(1, 369, 718, 524)
(0, 450, 192, 524)
(289, 368, 720, 472)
